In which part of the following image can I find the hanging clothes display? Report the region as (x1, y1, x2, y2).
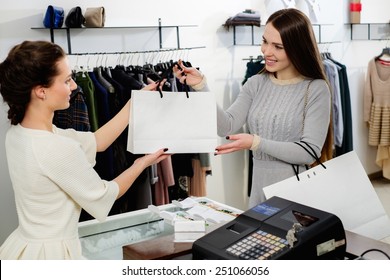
(322, 53, 353, 156)
(53, 85, 91, 131)
(242, 56, 265, 85)
(364, 51, 390, 179)
(88, 70, 115, 181)
(322, 53, 343, 149)
(54, 53, 212, 220)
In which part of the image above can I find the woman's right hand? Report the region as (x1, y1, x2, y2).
(173, 59, 204, 87)
(115, 148, 171, 199)
(134, 148, 170, 169)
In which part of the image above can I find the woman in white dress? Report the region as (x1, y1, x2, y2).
(0, 40, 169, 259)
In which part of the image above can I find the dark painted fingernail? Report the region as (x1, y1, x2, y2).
(214, 153, 218, 156)
(164, 148, 168, 152)
(226, 136, 230, 140)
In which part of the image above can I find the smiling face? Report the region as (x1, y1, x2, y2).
(44, 57, 77, 111)
(261, 23, 299, 80)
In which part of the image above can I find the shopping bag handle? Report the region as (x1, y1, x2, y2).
(292, 141, 326, 181)
(157, 63, 190, 98)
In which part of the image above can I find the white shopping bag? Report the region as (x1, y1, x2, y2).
(127, 90, 217, 154)
(264, 151, 390, 240)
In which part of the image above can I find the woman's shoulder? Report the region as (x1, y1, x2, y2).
(310, 77, 328, 87)
(310, 78, 330, 93)
(307, 78, 331, 103)
(53, 125, 94, 142)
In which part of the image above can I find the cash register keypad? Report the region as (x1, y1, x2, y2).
(226, 229, 289, 260)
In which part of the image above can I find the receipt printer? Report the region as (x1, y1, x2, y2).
(192, 196, 346, 260)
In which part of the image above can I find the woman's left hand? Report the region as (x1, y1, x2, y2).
(215, 133, 254, 155)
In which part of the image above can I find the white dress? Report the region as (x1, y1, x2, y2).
(0, 125, 119, 259)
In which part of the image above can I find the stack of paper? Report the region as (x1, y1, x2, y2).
(174, 220, 206, 242)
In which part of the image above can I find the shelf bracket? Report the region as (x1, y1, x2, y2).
(231, 25, 260, 46)
(47, 28, 72, 54)
(158, 18, 182, 49)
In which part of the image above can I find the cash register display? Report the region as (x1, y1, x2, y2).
(251, 204, 319, 227)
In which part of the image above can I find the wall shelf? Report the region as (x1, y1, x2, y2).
(231, 24, 261, 46)
(31, 18, 201, 54)
(226, 24, 340, 46)
(349, 23, 390, 40)
(223, 24, 262, 46)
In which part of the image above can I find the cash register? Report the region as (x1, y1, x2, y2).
(192, 196, 346, 260)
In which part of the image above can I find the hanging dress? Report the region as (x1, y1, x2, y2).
(363, 58, 390, 178)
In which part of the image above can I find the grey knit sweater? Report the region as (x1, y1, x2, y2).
(216, 73, 331, 207)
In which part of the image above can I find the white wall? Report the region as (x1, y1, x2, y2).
(1, 0, 389, 244)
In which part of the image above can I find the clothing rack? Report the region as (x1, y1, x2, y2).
(68, 46, 205, 56)
(68, 47, 204, 70)
(242, 55, 264, 61)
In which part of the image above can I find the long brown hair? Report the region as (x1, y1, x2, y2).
(263, 9, 333, 162)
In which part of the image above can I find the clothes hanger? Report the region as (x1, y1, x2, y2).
(257, 54, 264, 62)
(282, 0, 296, 8)
(320, 43, 333, 60)
(376, 45, 390, 62)
(103, 54, 112, 78)
(71, 54, 88, 72)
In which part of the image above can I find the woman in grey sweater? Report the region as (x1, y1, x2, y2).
(174, 8, 333, 208)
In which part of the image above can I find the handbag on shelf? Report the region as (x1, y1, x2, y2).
(43, 5, 64, 28)
(84, 7, 106, 27)
(65, 6, 85, 28)
(127, 90, 217, 154)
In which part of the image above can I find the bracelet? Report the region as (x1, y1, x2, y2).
(250, 134, 261, 151)
(191, 74, 207, 91)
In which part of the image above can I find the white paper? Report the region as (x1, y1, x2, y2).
(174, 220, 206, 242)
(263, 151, 390, 240)
(186, 205, 235, 224)
(147, 204, 192, 225)
(172, 197, 198, 209)
(174, 220, 205, 232)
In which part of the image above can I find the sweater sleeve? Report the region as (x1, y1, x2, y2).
(363, 59, 374, 123)
(217, 77, 257, 136)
